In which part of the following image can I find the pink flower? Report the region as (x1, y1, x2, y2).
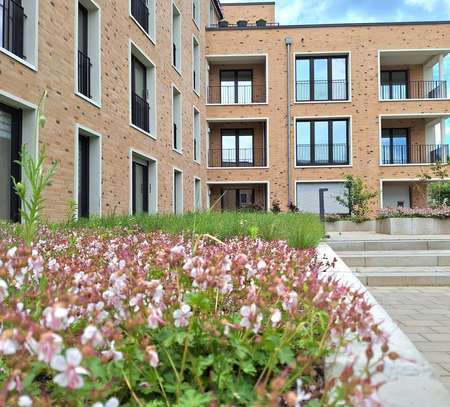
(51, 348, 89, 389)
(34, 332, 63, 363)
(92, 398, 120, 407)
(81, 326, 104, 348)
(173, 304, 192, 328)
(239, 304, 263, 333)
(0, 278, 8, 302)
(0, 330, 18, 355)
(147, 307, 164, 329)
(101, 341, 123, 361)
(271, 309, 282, 327)
(146, 346, 159, 368)
(43, 305, 69, 330)
(295, 379, 311, 406)
(283, 291, 298, 313)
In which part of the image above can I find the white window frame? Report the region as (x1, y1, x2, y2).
(172, 84, 182, 153)
(172, 2, 182, 74)
(193, 106, 201, 163)
(0, 0, 39, 70)
(192, 0, 200, 28)
(192, 34, 200, 95)
(129, 0, 156, 43)
(129, 40, 157, 139)
(74, 124, 102, 218)
(194, 177, 201, 211)
(173, 167, 183, 214)
(74, 0, 102, 107)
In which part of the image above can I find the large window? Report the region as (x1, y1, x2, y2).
(193, 107, 200, 162)
(131, 0, 155, 39)
(173, 169, 183, 214)
(192, 36, 200, 93)
(192, 0, 199, 25)
(172, 3, 181, 71)
(221, 188, 255, 210)
(220, 70, 252, 104)
(172, 86, 182, 151)
(221, 129, 254, 167)
(296, 118, 349, 166)
(381, 128, 409, 164)
(0, 103, 21, 222)
(380, 71, 408, 100)
(296, 55, 348, 102)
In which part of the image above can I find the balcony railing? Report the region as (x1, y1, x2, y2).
(380, 80, 448, 100)
(78, 50, 92, 98)
(382, 144, 449, 165)
(131, 0, 149, 32)
(1, 0, 25, 58)
(207, 84, 266, 104)
(296, 80, 348, 101)
(296, 144, 349, 166)
(208, 148, 266, 167)
(132, 92, 150, 133)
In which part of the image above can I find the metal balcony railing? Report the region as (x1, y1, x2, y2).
(208, 148, 266, 167)
(132, 92, 150, 133)
(296, 144, 349, 166)
(207, 84, 266, 104)
(131, 0, 149, 32)
(380, 80, 448, 100)
(382, 144, 449, 165)
(295, 80, 348, 101)
(1, 0, 25, 58)
(78, 50, 92, 98)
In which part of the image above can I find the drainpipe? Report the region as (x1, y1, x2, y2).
(285, 37, 293, 206)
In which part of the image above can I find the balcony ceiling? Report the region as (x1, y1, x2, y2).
(382, 113, 450, 120)
(381, 50, 449, 65)
(207, 55, 266, 64)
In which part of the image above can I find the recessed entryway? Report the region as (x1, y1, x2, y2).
(130, 151, 157, 215)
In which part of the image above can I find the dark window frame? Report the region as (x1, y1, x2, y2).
(0, 102, 21, 222)
(132, 160, 149, 215)
(131, 0, 150, 33)
(381, 70, 409, 100)
(381, 128, 410, 164)
(296, 118, 350, 166)
(131, 55, 150, 133)
(77, 3, 91, 98)
(1, 0, 25, 58)
(219, 69, 253, 104)
(220, 128, 255, 167)
(78, 134, 90, 218)
(295, 55, 349, 102)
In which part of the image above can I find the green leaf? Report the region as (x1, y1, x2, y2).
(185, 292, 211, 312)
(278, 347, 295, 365)
(176, 389, 212, 407)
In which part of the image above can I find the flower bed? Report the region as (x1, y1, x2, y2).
(0, 227, 391, 406)
(377, 207, 450, 220)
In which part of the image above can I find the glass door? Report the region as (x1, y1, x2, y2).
(381, 71, 408, 100)
(133, 161, 149, 215)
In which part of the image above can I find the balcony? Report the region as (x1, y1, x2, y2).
(208, 183, 268, 212)
(380, 50, 449, 101)
(206, 55, 267, 105)
(296, 144, 349, 166)
(132, 92, 150, 133)
(1, 0, 25, 58)
(78, 50, 92, 98)
(296, 80, 348, 102)
(131, 0, 149, 32)
(209, 147, 266, 167)
(381, 144, 449, 165)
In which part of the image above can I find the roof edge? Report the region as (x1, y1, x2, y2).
(221, 1, 276, 5)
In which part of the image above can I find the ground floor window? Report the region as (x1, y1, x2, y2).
(0, 103, 21, 222)
(173, 169, 183, 214)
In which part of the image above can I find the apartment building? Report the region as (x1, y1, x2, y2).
(0, 0, 449, 222)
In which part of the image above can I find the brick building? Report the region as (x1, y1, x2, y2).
(0, 0, 449, 221)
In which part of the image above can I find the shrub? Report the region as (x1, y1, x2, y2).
(336, 176, 377, 219)
(377, 206, 450, 219)
(0, 227, 390, 406)
(416, 161, 450, 207)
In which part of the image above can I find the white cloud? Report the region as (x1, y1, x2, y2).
(404, 0, 450, 12)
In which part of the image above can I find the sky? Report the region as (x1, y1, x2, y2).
(220, 0, 450, 25)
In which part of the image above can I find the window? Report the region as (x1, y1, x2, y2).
(0, 0, 37, 67)
(221, 129, 254, 167)
(131, 0, 155, 39)
(76, 126, 101, 219)
(296, 55, 348, 102)
(193, 107, 200, 162)
(192, 36, 200, 93)
(173, 169, 183, 214)
(381, 128, 409, 164)
(131, 152, 157, 215)
(76, 0, 101, 104)
(208, 0, 218, 27)
(172, 3, 181, 71)
(172, 86, 182, 151)
(296, 118, 349, 166)
(221, 188, 255, 210)
(380, 71, 408, 100)
(130, 41, 156, 136)
(192, 0, 199, 25)
(194, 178, 201, 210)
(0, 103, 21, 222)
(220, 70, 252, 104)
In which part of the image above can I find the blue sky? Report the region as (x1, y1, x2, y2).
(220, 0, 450, 25)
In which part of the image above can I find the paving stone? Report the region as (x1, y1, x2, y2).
(422, 334, 450, 342)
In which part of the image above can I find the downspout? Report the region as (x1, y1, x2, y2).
(285, 37, 293, 206)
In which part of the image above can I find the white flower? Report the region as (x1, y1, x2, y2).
(92, 397, 120, 407)
(173, 304, 192, 328)
(18, 395, 33, 407)
(283, 291, 298, 313)
(147, 307, 164, 329)
(81, 325, 104, 348)
(239, 304, 263, 333)
(34, 332, 63, 363)
(271, 309, 282, 327)
(51, 348, 89, 389)
(0, 330, 18, 355)
(43, 305, 69, 330)
(257, 259, 267, 271)
(295, 379, 311, 407)
(6, 247, 17, 258)
(0, 278, 8, 302)
(146, 346, 159, 368)
(101, 341, 123, 361)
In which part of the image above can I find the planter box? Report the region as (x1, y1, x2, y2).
(377, 218, 450, 235)
(326, 220, 376, 233)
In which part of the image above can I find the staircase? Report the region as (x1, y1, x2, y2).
(328, 238, 450, 286)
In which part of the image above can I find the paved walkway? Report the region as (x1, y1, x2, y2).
(371, 287, 450, 390)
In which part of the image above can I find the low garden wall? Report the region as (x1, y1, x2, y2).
(377, 217, 450, 235)
(325, 220, 376, 233)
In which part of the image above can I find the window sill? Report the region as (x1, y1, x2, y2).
(173, 148, 183, 156)
(294, 99, 351, 104)
(130, 15, 156, 45)
(379, 98, 450, 102)
(192, 18, 200, 30)
(75, 92, 101, 109)
(295, 164, 352, 169)
(206, 102, 268, 106)
(130, 123, 156, 140)
(0, 47, 37, 71)
(172, 64, 182, 77)
(207, 166, 269, 170)
(193, 159, 201, 165)
(380, 163, 439, 167)
(193, 88, 201, 97)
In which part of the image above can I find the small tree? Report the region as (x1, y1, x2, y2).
(336, 175, 377, 219)
(11, 91, 57, 246)
(417, 160, 450, 207)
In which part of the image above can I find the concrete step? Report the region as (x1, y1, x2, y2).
(328, 239, 450, 252)
(339, 250, 450, 267)
(354, 267, 450, 286)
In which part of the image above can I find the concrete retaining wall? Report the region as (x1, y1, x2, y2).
(377, 218, 450, 235)
(326, 220, 376, 233)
